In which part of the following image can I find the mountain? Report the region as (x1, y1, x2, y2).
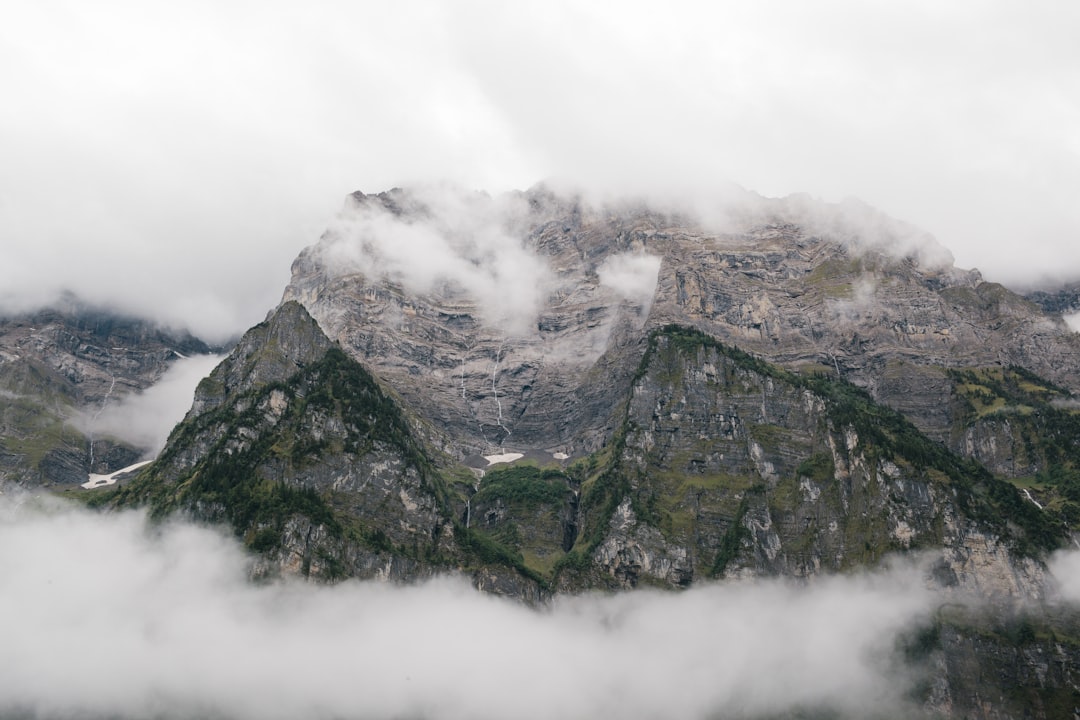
(283, 187, 1080, 472)
(81, 185, 1080, 717)
(0, 296, 217, 488)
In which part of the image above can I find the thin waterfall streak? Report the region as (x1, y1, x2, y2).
(88, 372, 117, 468)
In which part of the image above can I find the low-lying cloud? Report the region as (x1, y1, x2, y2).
(0, 497, 946, 720)
(1048, 549, 1080, 604)
(73, 354, 223, 456)
(597, 253, 664, 313)
(827, 275, 880, 325)
(318, 186, 555, 337)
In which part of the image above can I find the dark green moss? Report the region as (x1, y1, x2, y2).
(710, 497, 750, 578)
(796, 453, 835, 484)
(472, 466, 570, 507)
(111, 346, 451, 560)
(453, 524, 546, 586)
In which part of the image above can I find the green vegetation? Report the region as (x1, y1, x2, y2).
(950, 365, 1080, 534)
(748, 423, 787, 452)
(796, 453, 835, 484)
(111, 346, 443, 562)
(644, 325, 1065, 554)
(0, 388, 86, 471)
(453, 524, 547, 586)
(805, 257, 863, 298)
(709, 497, 750, 577)
(471, 465, 569, 507)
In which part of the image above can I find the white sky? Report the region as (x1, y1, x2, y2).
(2, 0, 1079, 342)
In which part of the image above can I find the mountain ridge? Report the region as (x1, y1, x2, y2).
(0, 297, 218, 488)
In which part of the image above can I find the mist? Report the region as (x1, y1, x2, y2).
(3, 1, 1078, 342)
(320, 187, 555, 337)
(73, 354, 224, 457)
(597, 253, 665, 314)
(0, 497, 950, 720)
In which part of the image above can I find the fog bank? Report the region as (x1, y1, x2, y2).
(72, 354, 224, 457)
(3, 1, 1078, 340)
(0, 498, 943, 720)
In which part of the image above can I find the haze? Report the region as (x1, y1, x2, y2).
(2, 1, 1079, 342)
(0, 497, 933, 719)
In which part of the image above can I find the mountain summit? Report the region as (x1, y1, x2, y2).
(282, 185, 1079, 466)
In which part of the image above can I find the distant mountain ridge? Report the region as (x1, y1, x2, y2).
(0, 297, 217, 487)
(1026, 280, 1080, 315)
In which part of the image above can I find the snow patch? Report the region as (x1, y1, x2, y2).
(484, 452, 523, 466)
(81, 460, 152, 489)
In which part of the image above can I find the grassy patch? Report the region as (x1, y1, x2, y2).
(472, 465, 570, 507)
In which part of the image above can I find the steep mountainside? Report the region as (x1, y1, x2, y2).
(0, 298, 214, 487)
(115, 309, 1065, 589)
(283, 187, 1080, 477)
(107, 301, 543, 597)
(108, 312, 1080, 718)
(556, 327, 1058, 594)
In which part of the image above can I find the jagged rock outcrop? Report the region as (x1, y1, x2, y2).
(553, 328, 1056, 597)
(1026, 280, 1080, 316)
(0, 297, 214, 487)
(114, 301, 453, 580)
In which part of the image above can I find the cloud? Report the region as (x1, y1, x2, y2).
(0, 497, 938, 720)
(1064, 312, 1080, 333)
(317, 185, 555, 337)
(597, 253, 664, 313)
(2, 1, 1079, 341)
(72, 354, 224, 456)
(1047, 548, 1080, 604)
(827, 275, 880, 326)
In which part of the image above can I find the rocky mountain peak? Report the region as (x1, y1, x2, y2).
(281, 185, 1080, 464)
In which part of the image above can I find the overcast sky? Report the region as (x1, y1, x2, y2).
(3, 0, 1079, 342)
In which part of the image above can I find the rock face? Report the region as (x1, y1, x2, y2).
(282, 186, 1080, 473)
(1026, 280, 1080, 316)
(0, 298, 214, 487)
(553, 328, 1055, 598)
(118, 302, 456, 582)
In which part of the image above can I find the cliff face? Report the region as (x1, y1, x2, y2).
(114, 302, 455, 583)
(0, 299, 213, 487)
(122, 309, 1063, 598)
(548, 328, 1055, 600)
(282, 186, 1080, 476)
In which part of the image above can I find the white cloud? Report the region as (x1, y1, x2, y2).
(73, 354, 223, 456)
(318, 185, 555, 336)
(2, 0, 1078, 340)
(1048, 548, 1080, 604)
(1064, 311, 1080, 333)
(597, 253, 664, 311)
(0, 498, 938, 720)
